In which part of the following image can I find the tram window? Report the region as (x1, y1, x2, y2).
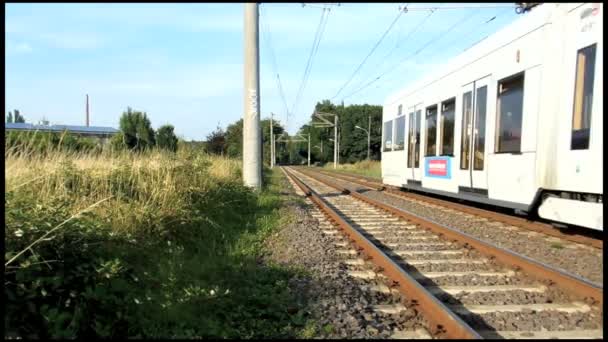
(571, 44, 596, 150)
(383, 120, 393, 152)
(394, 116, 406, 151)
(460, 91, 473, 169)
(474, 86, 487, 170)
(415, 110, 421, 167)
(425, 105, 438, 156)
(440, 98, 455, 156)
(407, 112, 415, 167)
(496, 72, 524, 153)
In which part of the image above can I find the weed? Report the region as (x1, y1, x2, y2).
(5, 143, 313, 338)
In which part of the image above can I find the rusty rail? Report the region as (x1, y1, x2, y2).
(282, 167, 482, 339)
(315, 169, 603, 250)
(298, 167, 603, 307)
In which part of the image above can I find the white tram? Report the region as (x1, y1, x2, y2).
(381, 3, 603, 230)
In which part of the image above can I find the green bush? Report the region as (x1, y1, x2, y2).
(5, 149, 307, 338)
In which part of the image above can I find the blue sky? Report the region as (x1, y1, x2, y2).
(5, 3, 520, 140)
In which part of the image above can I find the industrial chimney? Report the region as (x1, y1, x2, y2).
(86, 94, 90, 127)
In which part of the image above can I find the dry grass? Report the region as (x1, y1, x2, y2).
(322, 159, 381, 179)
(5, 146, 242, 234)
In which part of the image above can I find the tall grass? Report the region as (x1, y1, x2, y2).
(321, 159, 381, 179)
(5, 142, 306, 338)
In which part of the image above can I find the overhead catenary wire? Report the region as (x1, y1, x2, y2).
(330, 4, 406, 100)
(345, 8, 436, 99)
(341, 8, 480, 100)
(291, 6, 331, 125)
(260, 5, 291, 129)
(376, 7, 513, 92)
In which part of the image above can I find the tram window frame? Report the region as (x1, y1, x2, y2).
(425, 104, 438, 157)
(495, 72, 525, 154)
(571, 43, 596, 150)
(383, 120, 393, 152)
(439, 97, 456, 156)
(460, 91, 473, 170)
(394, 115, 406, 151)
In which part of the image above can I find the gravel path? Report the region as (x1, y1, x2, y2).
(311, 171, 603, 285)
(262, 173, 428, 339)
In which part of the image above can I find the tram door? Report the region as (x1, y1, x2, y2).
(459, 76, 491, 191)
(406, 104, 423, 183)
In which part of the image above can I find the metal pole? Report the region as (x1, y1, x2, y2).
(308, 133, 311, 167)
(243, 3, 262, 189)
(367, 115, 371, 160)
(270, 113, 274, 168)
(333, 115, 337, 169)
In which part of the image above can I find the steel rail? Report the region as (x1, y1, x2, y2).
(281, 167, 482, 339)
(297, 167, 603, 307)
(315, 169, 603, 250)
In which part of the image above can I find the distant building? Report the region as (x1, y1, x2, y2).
(5, 123, 120, 144)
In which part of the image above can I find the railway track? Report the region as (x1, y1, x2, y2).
(312, 169, 603, 250)
(282, 166, 603, 339)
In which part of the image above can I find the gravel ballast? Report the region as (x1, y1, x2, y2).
(261, 173, 427, 339)
(313, 171, 603, 285)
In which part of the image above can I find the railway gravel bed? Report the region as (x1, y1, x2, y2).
(262, 171, 428, 338)
(286, 167, 602, 339)
(308, 169, 603, 285)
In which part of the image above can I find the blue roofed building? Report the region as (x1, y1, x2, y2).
(5, 122, 120, 144)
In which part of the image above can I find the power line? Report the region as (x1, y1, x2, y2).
(345, 8, 436, 100)
(377, 7, 513, 91)
(291, 6, 331, 124)
(330, 4, 406, 100)
(260, 6, 291, 127)
(342, 8, 478, 100)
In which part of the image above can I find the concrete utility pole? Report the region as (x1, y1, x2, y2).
(85, 94, 90, 127)
(243, 3, 262, 189)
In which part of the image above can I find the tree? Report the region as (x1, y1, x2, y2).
(14, 110, 25, 123)
(7, 111, 13, 123)
(205, 125, 226, 155)
(118, 107, 156, 151)
(156, 124, 178, 152)
(222, 117, 287, 165)
(296, 100, 383, 165)
(224, 119, 243, 157)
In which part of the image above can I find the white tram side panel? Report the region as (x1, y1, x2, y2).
(537, 3, 603, 230)
(382, 3, 603, 230)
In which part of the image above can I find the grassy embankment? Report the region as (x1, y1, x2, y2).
(321, 159, 381, 179)
(5, 142, 311, 338)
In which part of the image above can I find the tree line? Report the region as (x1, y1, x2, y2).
(111, 107, 179, 152)
(5, 107, 180, 153)
(201, 99, 383, 165)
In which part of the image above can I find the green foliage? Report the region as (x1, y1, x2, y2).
(223, 117, 288, 165)
(5, 149, 309, 338)
(5, 131, 100, 155)
(118, 107, 156, 151)
(205, 125, 226, 155)
(292, 99, 382, 165)
(7, 109, 26, 123)
(156, 125, 178, 152)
